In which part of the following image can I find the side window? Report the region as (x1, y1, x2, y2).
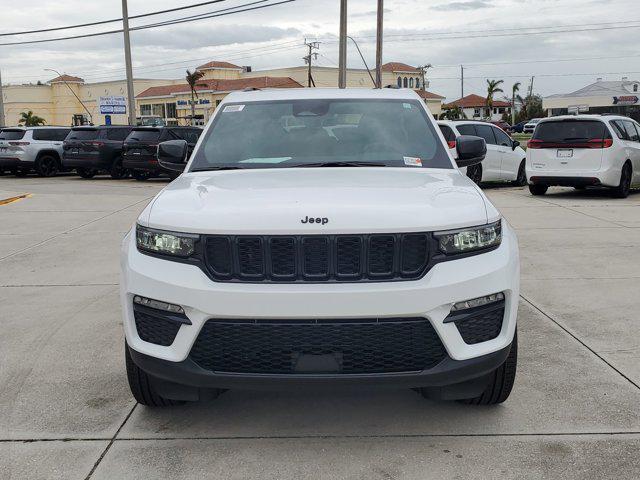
(397, 76, 402, 88)
(56, 129, 71, 141)
(456, 124, 476, 136)
(623, 121, 639, 142)
(610, 121, 628, 140)
(493, 127, 512, 146)
(474, 124, 497, 145)
(438, 125, 455, 142)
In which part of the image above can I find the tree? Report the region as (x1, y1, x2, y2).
(185, 69, 206, 126)
(514, 94, 545, 123)
(18, 111, 46, 126)
(511, 82, 521, 125)
(439, 105, 466, 120)
(485, 79, 504, 119)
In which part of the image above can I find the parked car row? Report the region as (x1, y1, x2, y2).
(0, 125, 202, 181)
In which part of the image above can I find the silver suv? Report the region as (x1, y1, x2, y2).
(0, 127, 71, 177)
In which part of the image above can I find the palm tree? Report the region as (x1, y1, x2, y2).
(485, 79, 504, 119)
(185, 69, 206, 126)
(18, 111, 46, 126)
(511, 82, 521, 125)
(440, 105, 466, 120)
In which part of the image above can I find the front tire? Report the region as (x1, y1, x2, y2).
(611, 163, 632, 199)
(125, 343, 183, 407)
(513, 160, 527, 186)
(131, 170, 152, 181)
(459, 332, 518, 405)
(529, 184, 548, 196)
(110, 156, 129, 179)
(76, 168, 96, 179)
(35, 154, 60, 177)
(466, 163, 482, 185)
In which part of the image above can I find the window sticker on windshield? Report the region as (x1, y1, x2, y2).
(223, 104, 245, 113)
(403, 103, 412, 109)
(403, 156, 422, 167)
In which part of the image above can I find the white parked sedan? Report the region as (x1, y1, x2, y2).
(523, 118, 542, 134)
(438, 120, 528, 185)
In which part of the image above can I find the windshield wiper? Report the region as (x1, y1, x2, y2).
(286, 161, 386, 168)
(191, 166, 246, 172)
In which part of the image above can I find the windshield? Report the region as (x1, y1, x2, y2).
(67, 129, 99, 140)
(126, 129, 161, 143)
(189, 99, 452, 170)
(533, 120, 609, 142)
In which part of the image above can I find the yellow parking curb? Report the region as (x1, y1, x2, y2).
(0, 193, 32, 205)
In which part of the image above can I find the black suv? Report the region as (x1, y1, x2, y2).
(62, 126, 134, 179)
(122, 127, 202, 181)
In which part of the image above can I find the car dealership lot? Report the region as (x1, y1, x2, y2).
(1, 176, 639, 479)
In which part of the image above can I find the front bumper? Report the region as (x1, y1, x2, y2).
(121, 221, 519, 389)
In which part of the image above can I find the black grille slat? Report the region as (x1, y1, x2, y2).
(368, 235, 395, 276)
(203, 233, 430, 283)
(190, 318, 447, 374)
(236, 237, 264, 278)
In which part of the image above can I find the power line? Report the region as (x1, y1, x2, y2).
(0, 0, 229, 37)
(432, 53, 640, 69)
(429, 70, 640, 80)
(0, 0, 295, 47)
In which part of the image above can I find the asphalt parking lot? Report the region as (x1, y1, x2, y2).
(1, 175, 639, 479)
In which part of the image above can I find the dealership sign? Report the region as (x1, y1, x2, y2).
(177, 99, 211, 106)
(613, 96, 639, 106)
(99, 96, 127, 114)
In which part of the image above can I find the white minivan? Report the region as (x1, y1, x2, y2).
(121, 88, 520, 407)
(438, 120, 527, 185)
(526, 115, 640, 198)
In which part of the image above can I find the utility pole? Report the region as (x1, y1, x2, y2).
(375, 0, 384, 88)
(528, 75, 535, 98)
(338, 0, 347, 88)
(0, 69, 5, 127)
(303, 39, 320, 87)
(460, 65, 464, 99)
(348, 36, 375, 86)
(122, 0, 136, 126)
(417, 64, 432, 91)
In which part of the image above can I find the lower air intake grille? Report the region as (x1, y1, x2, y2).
(189, 318, 447, 374)
(449, 300, 505, 345)
(133, 305, 184, 346)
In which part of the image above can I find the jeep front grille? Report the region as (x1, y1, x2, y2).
(203, 233, 431, 282)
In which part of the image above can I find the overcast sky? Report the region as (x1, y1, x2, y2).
(0, 0, 639, 101)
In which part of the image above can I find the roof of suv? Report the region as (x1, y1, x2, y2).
(221, 87, 424, 103)
(539, 114, 631, 122)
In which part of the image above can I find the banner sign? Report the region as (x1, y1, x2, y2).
(99, 96, 127, 114)
(613, 96, 638, 106)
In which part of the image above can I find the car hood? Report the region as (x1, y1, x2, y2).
(143, 168, 491, 234)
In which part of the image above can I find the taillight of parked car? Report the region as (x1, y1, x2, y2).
(87, 141, 105, 147)
(447, 140, 456, 149)
(528, 138, 613, 149)
(8, 141, 30, 146)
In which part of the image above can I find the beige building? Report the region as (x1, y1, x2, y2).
(135, 60, 444, 125)
(1, 61, 444, 127)
(1, 74, 178, 126)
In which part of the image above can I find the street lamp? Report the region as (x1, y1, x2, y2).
(44, 68, 93, 125)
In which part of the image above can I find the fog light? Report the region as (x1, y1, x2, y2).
(451, 292, 504, 312)
(133, 295, 185, 314)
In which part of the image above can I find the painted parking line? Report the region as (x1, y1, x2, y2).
(0, 193, 32, 206)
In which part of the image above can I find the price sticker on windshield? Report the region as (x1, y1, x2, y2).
(403, 156, 422, 167)
(223, 104, 245, 113)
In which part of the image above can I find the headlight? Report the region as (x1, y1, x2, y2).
(435, 220, 502, 255)
(136, 224, 198, 257)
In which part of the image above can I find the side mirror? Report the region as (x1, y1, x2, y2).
(455, 135, 486, 168)
(512, 139, 520, 150)
(157, 140, 188, 172)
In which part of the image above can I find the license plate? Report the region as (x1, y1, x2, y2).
(71, 148, 79, 154)
(557, 149, 573, 158)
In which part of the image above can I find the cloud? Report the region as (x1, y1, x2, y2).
(351, 8, 392, 18)
(431, 0, 494, 11)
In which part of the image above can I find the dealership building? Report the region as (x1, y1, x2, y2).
(543, 78, 640, 121)
(0, 61, 444, 127)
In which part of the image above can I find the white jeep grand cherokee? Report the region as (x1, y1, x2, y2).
(121, 88, 520, 407)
